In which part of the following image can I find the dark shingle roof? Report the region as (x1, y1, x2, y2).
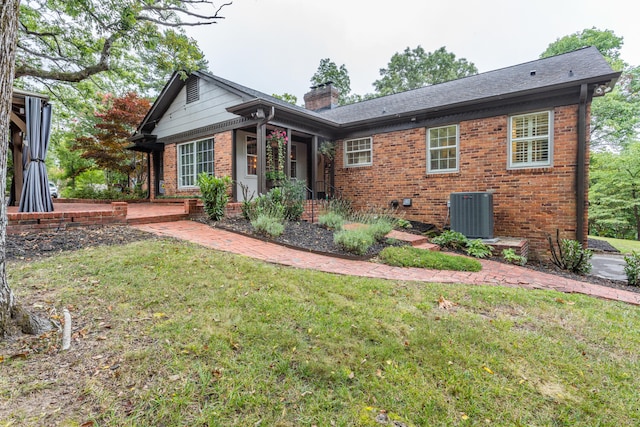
(317, 46, 618, 124)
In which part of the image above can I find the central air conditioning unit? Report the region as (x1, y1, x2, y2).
(450, 192, 494, 239)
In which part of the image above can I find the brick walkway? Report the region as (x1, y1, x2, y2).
(133, 220, 640, 306)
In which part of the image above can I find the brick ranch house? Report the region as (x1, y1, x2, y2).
(130, 47, 619, 259)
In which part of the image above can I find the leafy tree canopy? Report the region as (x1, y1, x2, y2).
(73, 92, 150, 182)
(271, 92, 298, 105)
(16, 0, 229, 86)
(541, 27, 625, 70)
(590, 142, 640, 239)
(373, 46, 478, 96)
(310, 58, 351, 105)
(541, 28, 639, 149)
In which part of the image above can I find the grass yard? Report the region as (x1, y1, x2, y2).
(2, 239, 640, 426)
(590, 235, 640, 254)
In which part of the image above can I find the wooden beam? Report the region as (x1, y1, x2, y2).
(10, 110, 26, 133)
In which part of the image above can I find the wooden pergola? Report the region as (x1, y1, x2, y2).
(8, 88, 49, 206)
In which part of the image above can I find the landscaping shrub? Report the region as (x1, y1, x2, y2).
(368, 217, 395, 241)
(334, 228, 375, 255)
(251, 188, 286, 221)
(279, 178, 307, 221)
(431, 230, 469, 250)
(624, 251, 640, 286)
(547, 230, 593, 274)
(379, 246, 482, 272)
(197, 173, 232, 221)
(502, 248, 527, 266)
(318, 211, 344, 230)
(465, 239, 494, 258)
(251, 214, 285, 237)
(65, 186, 146, 200)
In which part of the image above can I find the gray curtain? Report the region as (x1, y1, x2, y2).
(19, 96, 54, 212)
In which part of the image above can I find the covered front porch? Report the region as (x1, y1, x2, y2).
(226, 104, 336, 202)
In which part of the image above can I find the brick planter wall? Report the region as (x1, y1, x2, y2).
(7, 202, 128, 234)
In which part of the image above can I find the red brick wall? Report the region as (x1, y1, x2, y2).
(334, 105, 588, 260)
(162, 131, 234, 197)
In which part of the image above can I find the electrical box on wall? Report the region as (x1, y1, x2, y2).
(450, 192, 494, 239)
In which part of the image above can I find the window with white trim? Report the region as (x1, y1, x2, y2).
(246, 136, 257, 176)
(178, 138, 214, 187)
(427, 124, 459, 173)
(508, 111, 552, 168)
(344, 137, 372, 167)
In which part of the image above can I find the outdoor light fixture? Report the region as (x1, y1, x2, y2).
(402, 198, 412, 207)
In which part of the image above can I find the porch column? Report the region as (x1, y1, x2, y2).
(257, 123, 267, 194)
(285, 128, 292, 177)
(311, 135, 318, 198)
(12, 129, 23, 205)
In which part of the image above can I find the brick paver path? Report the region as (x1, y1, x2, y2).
(133, 220, 640, 306)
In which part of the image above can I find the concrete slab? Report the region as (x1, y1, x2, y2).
(590, 254, 627, 282)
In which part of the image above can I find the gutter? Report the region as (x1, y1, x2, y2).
(576, 83, 588, 245)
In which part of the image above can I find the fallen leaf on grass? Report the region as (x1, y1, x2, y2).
(438, 296, 457, 310)
(555, 298, 575, 305)
(482, 366, 494, 374)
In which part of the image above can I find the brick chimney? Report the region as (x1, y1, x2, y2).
(303, 82, 339, 112)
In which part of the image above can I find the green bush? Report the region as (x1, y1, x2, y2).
(378, 246, 482, 272)
(197, 173, 232, 221)
(431, 230, 469, 250)
(318, 212, 344, 230)
(65, 186, 145, 200)
(279, 178, 307, 221)
(548, 231, 593, 274)
(251, 214, 285, 237)
(624, 251, 640, 286)
(334, 228, 375, 255)
(367, 218, 394, 242)
(502, 248, 527, 266)
(395, 218, 412, 229)
(465, 239, 494, 258)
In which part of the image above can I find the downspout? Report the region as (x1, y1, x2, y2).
(256, 106, 275, 195)
(576, 83, 588, 245)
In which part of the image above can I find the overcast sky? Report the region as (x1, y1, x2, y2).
(188, 0, 639, 103)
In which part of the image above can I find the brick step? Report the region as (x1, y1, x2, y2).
(386, 229, 430, 246)
(127, 214, 189, 225)
(413, 242, 441, 251)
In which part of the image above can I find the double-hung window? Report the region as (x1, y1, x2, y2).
(344, 137, 372, 167)
(427, 124, 459, 173)
(508, 111, 552, 168)
(178, 138, 215, 187)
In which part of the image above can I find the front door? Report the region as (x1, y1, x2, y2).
(236, 131, 258, 201)
(290, 142, 308, 187)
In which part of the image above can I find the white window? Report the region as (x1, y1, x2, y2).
(178, 138, 215, 187)
(427, 124, 459, 173)
(344, 137, 372, 167)
(508, 111, 553, 168)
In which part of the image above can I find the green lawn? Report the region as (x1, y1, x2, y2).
(590, 235, 640, 254)
(3, 239, 640, 426)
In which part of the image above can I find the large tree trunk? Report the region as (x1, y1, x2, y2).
(0, 0, 20, 338)
(1, 0, 52, 338)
